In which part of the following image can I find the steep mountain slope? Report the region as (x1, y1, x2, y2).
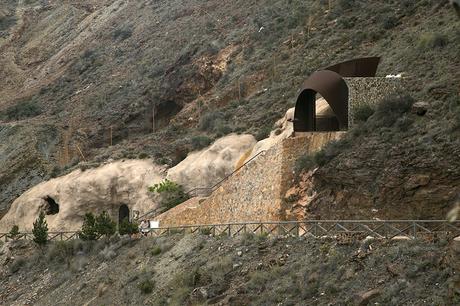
(0, 0, 459, 218)
(1, 235, 459, 305)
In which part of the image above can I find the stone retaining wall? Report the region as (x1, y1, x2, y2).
(157, 132, 344, 226)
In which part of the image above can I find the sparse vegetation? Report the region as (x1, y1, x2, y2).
(138, 279, 154, 294)
(0, 101, 42, 121)
(8, 225, 20, 239)
(118, 218, 139, 236)
(418, 32, 449, 50)
(190, 135, 212, 151)
(9, 257, 26, 273)
(353, 103, 375, 122)
(148, 179, 189, 210)
(151, 245, 162, 256)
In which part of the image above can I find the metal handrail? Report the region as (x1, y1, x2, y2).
(136, 206, 165, 221)
(186, 150, 267, 197)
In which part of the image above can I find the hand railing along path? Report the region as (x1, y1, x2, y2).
(186, 150, 267, 198)
(138, 150, 268, 221)
(2, 220, 459, 242)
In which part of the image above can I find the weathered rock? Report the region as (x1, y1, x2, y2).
(453, 236, 460, 253)
(411, 101, 429, 116)
(0, 160, 165, 232)
(404, 174, 430, 190)
(353, 289, 381, 306)
(167, 134, 256, 192)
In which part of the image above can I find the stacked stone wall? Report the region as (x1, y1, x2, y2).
(346, 77, 404, 127)
(157, 143, 284, 226)
(157, 132, 345, 226)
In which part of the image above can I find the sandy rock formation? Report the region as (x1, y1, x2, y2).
(240, 98, 332, 163)
(0, 160, 165, 232)
(167, 134, 256, 192)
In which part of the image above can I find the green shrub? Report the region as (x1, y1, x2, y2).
(199, 110, 232, 136)
(395, 116, 414, 132)
(95, 211, 117, 238)
(79, 213, 98, 241)
(0, 101, 42, 121)
(9, 257, 26, 273)
(373, 94, 414, 127)
(112, 26, 133, 41)
(336, 0, 356, 11)
(199, 227, 212, 235)
(294, 154, 315, 176)
(353, 103, 375, 122)
(118, 218, 139, 236)
(149, 179, 180, 193)
(382, 16, 399, 29)
(148, 179, 189, 210)
(255, 124, 272, 141)
(138, 279, 154, 294)
(418, 33, 448, 50)
(32, 211, 48, 245)
(151, 246, 162, 256)
(138, 152, 149, 159)
(191, 135, 212, 150)
(9, 225, 20, 239)
(47, 241, 75, 264)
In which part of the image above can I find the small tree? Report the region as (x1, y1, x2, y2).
(79, 213, 98, 241)
(32, 211, 48, 245)
(95, 211, 116, 238)
(9, 225, 20, 240)
(119, 218, 139, 236)
(148, 179, 189, 211)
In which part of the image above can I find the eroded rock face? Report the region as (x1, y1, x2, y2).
(0, 160, 165, 232)
(167, 134, 256, 191)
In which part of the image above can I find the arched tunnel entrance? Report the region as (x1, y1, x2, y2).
(119, 204, 130, 223)
(293, 57, 381, 133)
(294, 70, 349, 132)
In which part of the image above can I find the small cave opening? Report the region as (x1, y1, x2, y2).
(44, 196, 60, 215)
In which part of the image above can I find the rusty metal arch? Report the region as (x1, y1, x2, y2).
(294, 70, 349, 132)
(324, 57, 381, 77)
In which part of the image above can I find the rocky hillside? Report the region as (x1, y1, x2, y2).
(1, 234, 459, 305)
(0, 0, 459, 218)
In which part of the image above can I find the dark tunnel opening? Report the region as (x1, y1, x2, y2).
(44, 196, 60, 215)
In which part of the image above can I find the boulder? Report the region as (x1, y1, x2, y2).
(167, 134, 256, 192)
(353, 289, 381, 306)
(404, 174, 430, 190)
(411, 101, 429, 116)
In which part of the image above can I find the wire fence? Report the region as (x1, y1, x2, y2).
(1, 220, 459, 242)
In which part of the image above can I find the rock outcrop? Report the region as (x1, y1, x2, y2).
(0, 160, 165, 232)
(167, 134, 256, 192)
